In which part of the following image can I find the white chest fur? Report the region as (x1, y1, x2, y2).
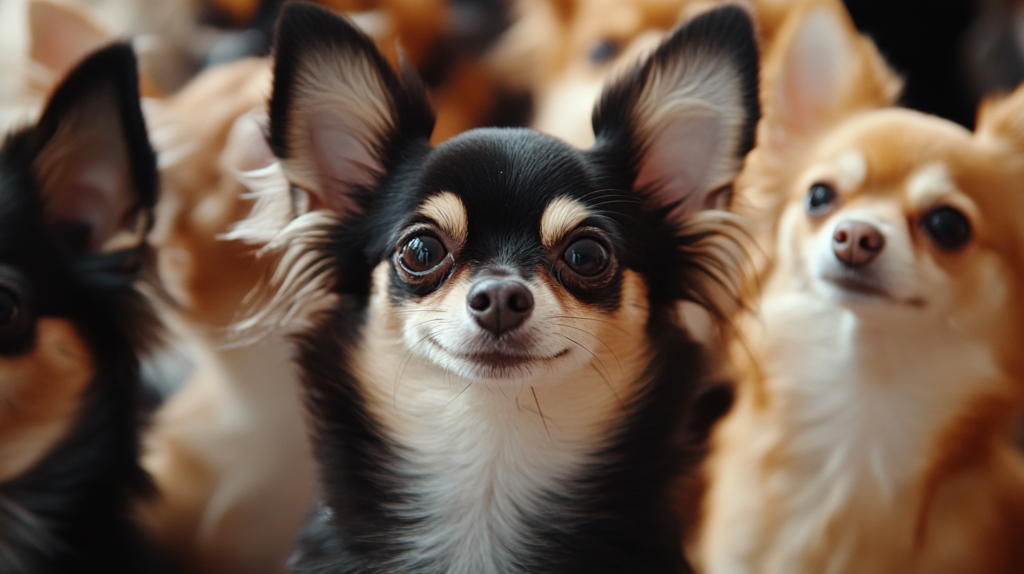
(701, 291, 1002, 574)
(350, 313, 639, 573)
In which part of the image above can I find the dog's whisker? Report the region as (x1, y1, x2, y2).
(441, 382, 473, 411)
(553, 323, 625, 376)
(383, 309, 445, 316)
(555, 332, 613, 382)
(393, 333, 434, 415)
(548, 315, 629, 334)
(531, 386, 552, 443)
(589, 361, 624, 408)
(390, 318, 445, 349)
(555, 333, 623, 407)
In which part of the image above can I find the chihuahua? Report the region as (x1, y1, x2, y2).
(491, 0, 794, 149)
(234, 2, 758, 572)
(0, 44, 169, 572)
(139, 57, 319, 574)
(698, 1, 1024, 572)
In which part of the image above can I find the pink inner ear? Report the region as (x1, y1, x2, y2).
(38, 121, 134, 252)
(635, 111, 720, 218)
(778, 6, 852, 133)
(308, 115, 382, 214)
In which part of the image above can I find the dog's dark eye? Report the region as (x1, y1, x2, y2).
(0, 280, 33, 351)
(0, 287, 17, 327)
(921, 206, 971, 250)
(563, 238, 609, 277)
(400, 235, 447, 273)
(806, 183, 838, 215)
(588, 39, 621, 65)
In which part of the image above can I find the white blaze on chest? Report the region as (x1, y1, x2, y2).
(741, 292, 1001, 572)
(353, 337, 623, 573)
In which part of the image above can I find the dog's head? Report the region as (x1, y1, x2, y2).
(744, 0, 1024, 379)
(495, 0, 792, 149)
(0, 44, 157, 483)
(258, 2, 758, 385)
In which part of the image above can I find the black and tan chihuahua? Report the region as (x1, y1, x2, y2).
(238, 3, 759, 572)
(0, 44, 168, 572)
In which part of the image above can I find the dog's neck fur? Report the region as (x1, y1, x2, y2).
(703, 279, 1024, 574)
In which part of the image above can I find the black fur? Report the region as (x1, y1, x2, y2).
(0, 44, 168, 573)
(269, 4, 759, 573)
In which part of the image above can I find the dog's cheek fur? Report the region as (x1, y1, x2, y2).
(0, 319, 93, 482)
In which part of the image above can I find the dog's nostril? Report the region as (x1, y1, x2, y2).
(832, 221, 885, 267)
(508, 289, 533, 312)
(859, 233, 883, 251)
(466, 278, 534, 337)
(469, 292, 491, 312)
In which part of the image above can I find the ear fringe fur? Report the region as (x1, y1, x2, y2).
(223, 161, 339, 343)
(673, 209, 756, 338)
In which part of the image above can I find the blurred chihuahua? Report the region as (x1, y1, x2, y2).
(698, 1, 1024, 572)
(236, 2, 758, 572)
(139, 58, 317, 574)
(0, 44, 168, 572)
(493, 0, 794, 148)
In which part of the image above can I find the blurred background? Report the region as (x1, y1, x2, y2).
(4, 0, 1024, 134)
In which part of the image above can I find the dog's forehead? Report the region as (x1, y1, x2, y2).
(418, 129, 595, 233)
(820, 110, 977, 186)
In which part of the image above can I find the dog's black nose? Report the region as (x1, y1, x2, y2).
(467, 278, 534, 337)
(833, 221, 885, 267)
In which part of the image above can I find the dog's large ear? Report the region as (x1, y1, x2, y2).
(977, 83, 1024, 150)
(30, 42, 157, 255)
(760, 0, 900, 150)
(268, 2, 435, 215)
(591, 5, 759, 219)
(975, 83, 1024, 252)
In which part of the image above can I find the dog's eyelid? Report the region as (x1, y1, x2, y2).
(911, 194, 981, 226)
(396, 222, 460, 254)
(546, 225, 614, 256)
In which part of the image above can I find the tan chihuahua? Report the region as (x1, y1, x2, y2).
(139, 58, 317, 574)
(698, 1, 1024, 573)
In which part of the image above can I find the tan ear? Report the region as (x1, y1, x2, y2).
(758, 0, 900, 152)
(976, 83, 1024, 150)
(28, 0, 111, 80)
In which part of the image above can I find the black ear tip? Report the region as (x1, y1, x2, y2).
(666, 4, 758, 58)
(278, 0, 338, 31)
(53, 42, 139, 96)
(275, 0, 372, 54)
(82, 41, 138, 69)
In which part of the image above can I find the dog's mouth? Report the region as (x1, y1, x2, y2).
(819, 273, 927, 308)
(821, 273, 889, 298)
(427, 337, 571, 369)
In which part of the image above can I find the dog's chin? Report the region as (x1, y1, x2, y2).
(820, 274, 889, 299)
(426, 337, 572, 382)
(815, 272, 927, 309)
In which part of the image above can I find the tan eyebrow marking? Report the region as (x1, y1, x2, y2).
(906, 162, 956, 205)
(417, 191, 468, 245)
(540, 196, 592, 249)
(834, 151, 867, 191)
